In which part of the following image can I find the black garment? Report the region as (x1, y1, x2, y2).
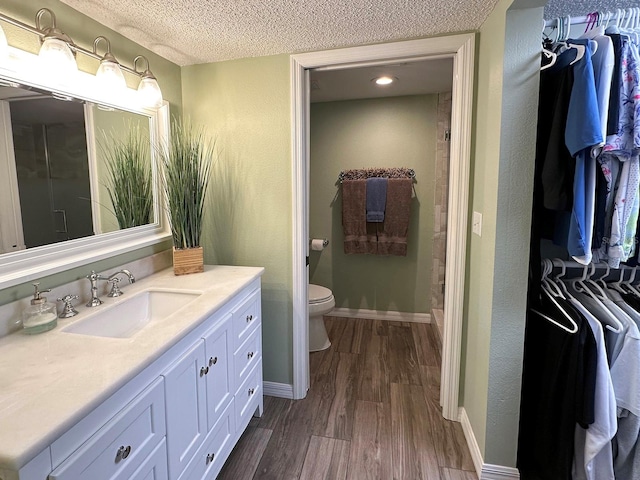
(621, 292, 640, 313)
(593, 162, 608, 249)
(517, 295, 598, 480)
(606, 34, 623, 136)
(529, 51, 576, 304)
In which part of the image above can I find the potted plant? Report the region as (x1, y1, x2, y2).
(102, 124, 153, 230)
(159, 119, 214, 275)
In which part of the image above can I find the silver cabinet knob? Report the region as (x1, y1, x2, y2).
(200, 366, 209, 376)
(209, 356, 217, 366)
(206, 452, 215, 464)
(116, 445, 131, 462)
(248, 387, 255, 396)
(246, 314, 253, 323)
(247, 351, 254, 359)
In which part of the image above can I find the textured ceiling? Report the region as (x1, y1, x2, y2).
(59, 0, 501, 66)
(544, 0, 633, 19)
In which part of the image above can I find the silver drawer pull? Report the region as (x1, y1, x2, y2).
(116, 445, 131, 462)
(246, 314, 253, 323)
(247, 351, 254, 359)
(206, 452, 215, 464)
(209, 356, 217, 366)
(200, 366, 209, 376)
(248, 387, 255, 396)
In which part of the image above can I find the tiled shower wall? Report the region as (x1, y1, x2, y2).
(431, 92, 452, 311)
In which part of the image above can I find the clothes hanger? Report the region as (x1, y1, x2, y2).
(573, 263, 624, 332)
(552, 258, 573, 298)
(622, 267, 640, 297)
(595, 262, 611, 289)
(532, 259, 579, 334)
(541, 19, 558, 71)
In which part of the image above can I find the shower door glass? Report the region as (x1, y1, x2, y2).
(11, 99, 93, 248)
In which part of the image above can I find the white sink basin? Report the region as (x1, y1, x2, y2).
(63, 289, 202, 338)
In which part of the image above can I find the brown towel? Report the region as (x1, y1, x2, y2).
(342, 180, 376, 254)
(377, 178, 412, 256)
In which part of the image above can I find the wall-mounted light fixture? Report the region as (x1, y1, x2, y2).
(0, 7, 163, 108)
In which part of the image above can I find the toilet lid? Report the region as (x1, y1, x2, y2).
(309, 284, 333, 304)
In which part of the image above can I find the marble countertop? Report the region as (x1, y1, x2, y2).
(0, 265, 264, 471)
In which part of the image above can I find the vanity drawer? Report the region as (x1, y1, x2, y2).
(235, 360, 262, 433)
(232, 289, 260, 349)
(234, 326, 262, 387)
(178, 400, 235, 480)
(49, 377, 165, 480)
(129, 438, 168, 480)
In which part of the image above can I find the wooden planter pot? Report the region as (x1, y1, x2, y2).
(173, 246, 204, 275)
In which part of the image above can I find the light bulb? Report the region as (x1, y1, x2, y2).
(375, 76, 394, 85)
(96, 59, 127, 97)
(138, 76, 163, 108)
(38, 37, 77, 85)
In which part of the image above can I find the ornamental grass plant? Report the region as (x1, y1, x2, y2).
(102, 125, 153, 229)
(159, 120, 214, 250)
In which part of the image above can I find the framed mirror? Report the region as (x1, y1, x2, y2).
(0, 45, 170, 290)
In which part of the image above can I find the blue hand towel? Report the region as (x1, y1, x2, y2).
(366, 177, 388, 222)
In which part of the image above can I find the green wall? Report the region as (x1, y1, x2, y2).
(0, 0, 180, 307)
(181, 55, 293, 384)
(462, 0, 543, 467)
(309, 95, 437, 314)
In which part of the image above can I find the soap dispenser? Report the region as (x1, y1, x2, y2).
(22, 283, 57, 334)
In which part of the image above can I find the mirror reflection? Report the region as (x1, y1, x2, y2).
(0, 85, 153, 254)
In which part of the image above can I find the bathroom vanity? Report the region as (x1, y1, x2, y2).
(0, 265, 264, 480)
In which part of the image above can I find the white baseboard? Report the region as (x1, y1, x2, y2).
(263, 381, 294, 399)
(482, 464, 520, 480)
(458, 407, 520, 480)
(330, 308, 431, 324)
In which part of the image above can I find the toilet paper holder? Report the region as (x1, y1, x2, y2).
(310, 238, 329, 249)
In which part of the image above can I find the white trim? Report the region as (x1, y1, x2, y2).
(291, 34, 476, 417)
(459, 407, 484, 478)
(263, 381, 294, 399)
(440, 34, 475, 421)
(482, 464, 520, 480)
(459, 408, 520, 480)
(330, 308, 431, 324)
(291, 59, 310, 400)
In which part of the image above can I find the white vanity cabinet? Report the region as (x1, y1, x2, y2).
(0, 269, 263, 480)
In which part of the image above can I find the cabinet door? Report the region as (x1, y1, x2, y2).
(203, 314, 233, 431)
(129, 438, 168, 480)
(164, 340, 207, 480)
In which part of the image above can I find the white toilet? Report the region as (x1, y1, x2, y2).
(309, 284, 334, 352)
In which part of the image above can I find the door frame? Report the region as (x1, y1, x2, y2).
(290, 33, 475, 420)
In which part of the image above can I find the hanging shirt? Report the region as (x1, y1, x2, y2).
(518, 295, 597, 480)
(603, 36, 640, 266)
(569, 299, 617, 480)
(556, 40, 603, 264)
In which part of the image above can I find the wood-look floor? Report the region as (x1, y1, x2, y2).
(218, 317, 477, 480)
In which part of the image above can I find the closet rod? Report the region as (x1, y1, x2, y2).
(544, 11, 629, 28)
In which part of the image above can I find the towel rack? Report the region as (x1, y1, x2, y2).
(337, 167, 416, 183)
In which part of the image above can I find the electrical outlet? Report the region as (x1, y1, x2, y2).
(472, 211, 482, 236)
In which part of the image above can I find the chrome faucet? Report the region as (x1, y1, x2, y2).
(106, 270, 136, 297)
(85, 269, 135, 307)
(86, 271, 107, 307)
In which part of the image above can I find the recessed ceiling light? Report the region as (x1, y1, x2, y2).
(374, 76, 395, 86)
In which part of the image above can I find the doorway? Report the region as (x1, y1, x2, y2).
(291, 34, 475, 421)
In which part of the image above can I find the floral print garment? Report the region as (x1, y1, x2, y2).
(601, 36, 640, 267)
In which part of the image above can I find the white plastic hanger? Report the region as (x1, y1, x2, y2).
(573, 264, 624, 332)
(532, 259, 578, 334)
(541, 19, 557, 71)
